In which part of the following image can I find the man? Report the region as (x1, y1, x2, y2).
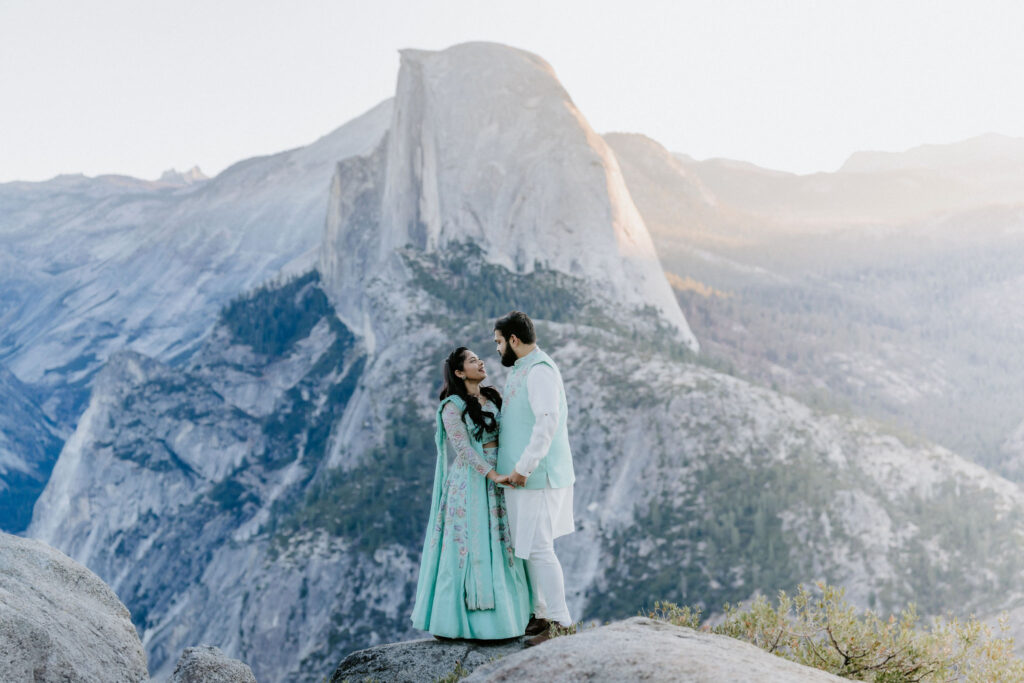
(493, 311, 576, 647)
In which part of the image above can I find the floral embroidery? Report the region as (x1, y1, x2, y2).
(443, 402, 494, 477)
(432, 399, 520, 572)
(490, 489, 516, 567)
(432, 504, 444, 543)
(504, 364, 525, 403)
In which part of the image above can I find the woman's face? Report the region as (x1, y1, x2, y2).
(458, 350, 487, 382)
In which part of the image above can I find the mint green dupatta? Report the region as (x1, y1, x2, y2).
(409, 401, 451, 628)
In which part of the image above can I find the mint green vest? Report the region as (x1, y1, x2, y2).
(497, 348, 575, 489)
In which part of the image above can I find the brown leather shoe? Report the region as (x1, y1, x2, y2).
(524, 628, 557, 648)
(524, 616, 550, 636)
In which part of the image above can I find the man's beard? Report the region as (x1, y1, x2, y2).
(500, 344, 518, 367)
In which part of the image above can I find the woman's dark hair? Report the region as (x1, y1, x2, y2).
(494, 310, 536, 344)
(439, 347, 502, 440)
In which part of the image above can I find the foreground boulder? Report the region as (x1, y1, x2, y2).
(169, 645, 256, 683)
(0, 531, 148, 682)
(331, 617, 845, 682)
(465, 617, 845, 682)
(331, 636, 526, 682)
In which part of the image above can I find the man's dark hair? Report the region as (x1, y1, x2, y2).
(494, 311, 536, 344)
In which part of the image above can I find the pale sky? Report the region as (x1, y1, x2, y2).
(2, 0, 1023, 183)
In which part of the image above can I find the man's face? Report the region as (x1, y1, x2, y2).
(494, 330, 518, 367)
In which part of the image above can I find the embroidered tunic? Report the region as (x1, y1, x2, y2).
(410, 395, 531, 639)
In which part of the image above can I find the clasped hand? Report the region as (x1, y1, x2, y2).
(488, 470, 528, 487)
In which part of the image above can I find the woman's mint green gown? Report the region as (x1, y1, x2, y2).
(411, 395, 531, 639)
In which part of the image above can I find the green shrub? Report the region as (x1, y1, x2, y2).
(593, 443, 832, 621)
(433, 661, 469, 683)
(207, 477, 258, 512)
(273, 399, 436, 552)
(647, 583, 1024, 682)
(218, 270, 331, 356)
(402, 242, 586, 323)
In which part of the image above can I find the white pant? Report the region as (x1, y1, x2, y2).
(505, 486, 574, 626)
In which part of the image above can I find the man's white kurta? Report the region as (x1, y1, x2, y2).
(505, 362, 574, 560)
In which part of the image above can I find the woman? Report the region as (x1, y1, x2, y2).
(411, 347, 531, 639)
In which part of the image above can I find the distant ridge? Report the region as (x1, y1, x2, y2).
(840, 132, 1024, 174)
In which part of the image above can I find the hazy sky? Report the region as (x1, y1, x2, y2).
(3, 0, 1023, 182)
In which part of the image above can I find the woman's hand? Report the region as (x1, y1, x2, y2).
(487, 470, 511, 485)
(507, 471, 527, 488)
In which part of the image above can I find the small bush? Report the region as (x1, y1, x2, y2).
(547, 621, 584, 638)
(646, 583, 1024, 682)
(434, 661, 469, 683)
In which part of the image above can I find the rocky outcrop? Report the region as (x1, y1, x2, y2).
(0, 531, 148, 683)
(169, 645, 256, 683)
(331, 636, 526, 682)
(331, 618, 843, 682)
(465, 618, 843, 682)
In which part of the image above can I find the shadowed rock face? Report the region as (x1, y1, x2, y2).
(0, 531, 148, 683)
(331, 636, 527, 683)
(464, 618, 845, 682)
(169, 645, 256, 683)
(0, 364, 62, 533)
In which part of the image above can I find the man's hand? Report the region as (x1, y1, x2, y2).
(508, 470, 528, 488)
(489, 472, 511, 486)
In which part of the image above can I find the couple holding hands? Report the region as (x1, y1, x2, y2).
(411, 311, 576, 647)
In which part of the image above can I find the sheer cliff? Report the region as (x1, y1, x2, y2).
(0, 99, 392, 526)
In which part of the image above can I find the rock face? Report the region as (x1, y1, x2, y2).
(169, 645, 256, 683)
(0, 98, 393, 526)
(0, 97, 392, 393)
(320, 42, 698, 351)
(464, 617, 844, 682)
(28, 273, 391, 682)
(0, 531, 147, 683)
(0, 364, 62, 532)
(331, 637, 526, 682)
